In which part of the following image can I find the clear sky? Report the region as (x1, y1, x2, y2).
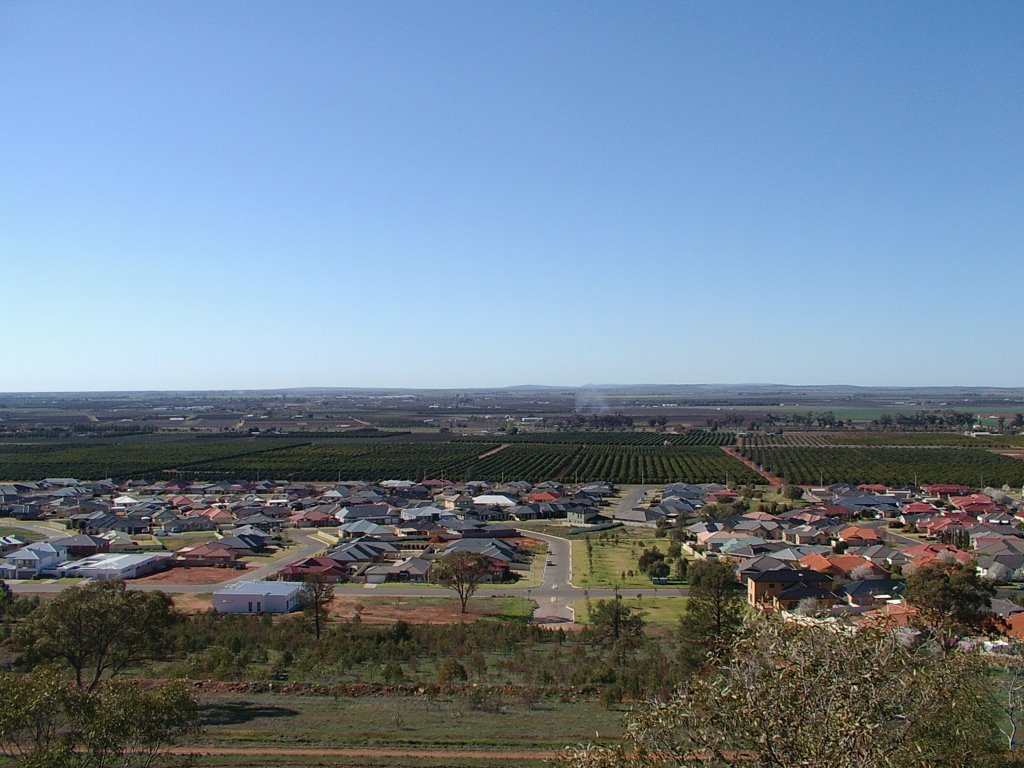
(2, 1, 1022, 391)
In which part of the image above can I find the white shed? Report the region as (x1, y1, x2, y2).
(212, 580, 303, 614)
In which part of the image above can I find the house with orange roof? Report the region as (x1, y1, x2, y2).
(176, 541, 238, 563)
(903, 542, 968, 561)
(949, 494, 999, 515)
(194, 507, 235, 526)
(526, 490, 561, 504)
(856, 601, 919, 629)
(922, 484, 973, 498)
(799, 552, 889, 580)
(858, 484, 889, 494)
(838, 525, 881, 545)
(1006, 613, 1024, 640)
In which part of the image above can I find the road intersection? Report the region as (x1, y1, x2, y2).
(3, 517, 687, 623)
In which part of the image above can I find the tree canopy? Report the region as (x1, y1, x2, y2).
(299, 574, 334, 639)
(677, 559, 744, 668)
(905, 559, 998, 650)
(0, 665, 197, 768)
(559, 618, 1008, 768)
(13, 580, 180, 691)
(433, 551, 492, 613)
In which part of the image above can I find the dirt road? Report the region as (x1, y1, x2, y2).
(721, 446, 785, 487)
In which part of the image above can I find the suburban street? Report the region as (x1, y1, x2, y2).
(2, 518, 687, 623)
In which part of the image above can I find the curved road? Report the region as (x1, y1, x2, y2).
(3, 520, 688, 624)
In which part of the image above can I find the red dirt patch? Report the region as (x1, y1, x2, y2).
(171, 594, 214, 614)
(996, 450, 1024, 462)
(329, 596, 494, 624)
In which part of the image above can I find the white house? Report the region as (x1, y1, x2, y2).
(0, 541, 69, 579)
(212, 580, 303, 614)
(59, 552, 171, 580)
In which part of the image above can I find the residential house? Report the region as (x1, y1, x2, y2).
(836, 578, 906, 607)
(746, 568, 832, 608)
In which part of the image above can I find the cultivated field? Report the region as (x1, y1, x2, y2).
(739, 445, 1024, 486)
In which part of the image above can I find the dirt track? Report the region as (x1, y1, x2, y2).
(721, 446, 785, 487)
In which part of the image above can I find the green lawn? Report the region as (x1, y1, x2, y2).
(573, 595, 688, 625)
(571, 528, 684, 589)
(754, 490, 808, 508)
(196, 691, 624, 750)
(241, 540, 306, 564)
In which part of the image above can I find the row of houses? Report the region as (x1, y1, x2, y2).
(1, 477, 614, 541)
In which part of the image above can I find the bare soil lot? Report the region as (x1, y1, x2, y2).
(329, 596, 531, 624)
(135, 566, 252, 585)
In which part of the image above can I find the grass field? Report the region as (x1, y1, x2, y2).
(329, 596, 538, 624)
(241, 540, 306, 564)
(159, 531, 220, 551)
(573, 595, 688, 624)
(570, 527, 685, 589)
(196, 691, 624, 750)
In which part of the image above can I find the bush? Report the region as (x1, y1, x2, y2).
(437, 657, 468, 684)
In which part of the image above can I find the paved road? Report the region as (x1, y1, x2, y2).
(3, 519, 689, 617)
(861, 520, 921, 548)
(612, 485, 656, 516)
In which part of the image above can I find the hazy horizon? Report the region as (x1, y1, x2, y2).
(4, 382, 1024, 397)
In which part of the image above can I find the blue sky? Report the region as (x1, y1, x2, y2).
(2, 1, 1022, 391)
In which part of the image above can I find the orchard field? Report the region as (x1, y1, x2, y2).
(739, 445, 1024, 487)
(0, 432, 759, 485)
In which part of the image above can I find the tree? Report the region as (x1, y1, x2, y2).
(637, 547, 665, 575)
(0, 665, 198, 768)
(677, 559, 744, 667)
(986, 563, 1012, 584)
(436, 657, 467, 683)
(299, 574, 334, 639)
(649, 561, 670, 579)
(673, 557, 688, 581)
(558, 618, 1007, 768)
(905, 560, 998, 651)
(0, 580, 11, 622)
(13, 580, 179, 691)
(433, 551, 492, 613)
(588, 594, 645, 647)
(849, 564, 877, 581)
(381, 660, 405, 684)
(780, 485, 803, 500)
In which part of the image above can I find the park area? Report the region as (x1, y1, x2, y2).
(570, 526, 690, 589)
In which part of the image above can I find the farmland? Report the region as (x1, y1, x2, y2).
(739, 445, 1024, 487)
(0, 434, 761, 485)
(0, 438, 309, 481)
(742, 432, 1024, 448)
(464, 430, 736, 446)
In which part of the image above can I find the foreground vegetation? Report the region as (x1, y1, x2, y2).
(4, 557, 1024, 767)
